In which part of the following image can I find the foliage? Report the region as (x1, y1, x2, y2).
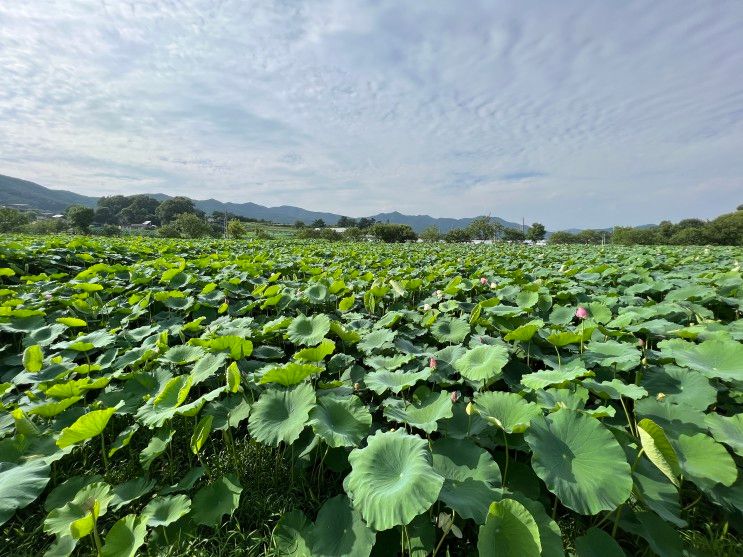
(156, 197, 202, 225)
(369, 223, 417, 243)
(0, 237, 741, 556)
(226, 219, 248, 239)
(527, 222, 546, 241)
(65, 205, 95, 233)
(158, 213, 214, 238)
(0, 207, 30, 232)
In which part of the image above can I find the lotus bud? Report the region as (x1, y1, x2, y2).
(575, 306, 589, 320)
(450, 391, 461, 403)
(465, 401, 474, 416)
(423, 303, 431, 311)
(480, 276, 488, 285)
(642, 357, 648, 366)
(490, 282, 497, 289)
(637, 338, 645, 348)
(44, 293, 53, 300)
(656, 392, 666, 401)
(429, 357, 437, 369)
(353, 382, 361, 392)
(435, 289, 443, 297)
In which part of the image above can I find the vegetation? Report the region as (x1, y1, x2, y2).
(0, 237, 741, 556)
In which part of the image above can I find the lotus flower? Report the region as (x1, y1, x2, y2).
(480, 276, 488, 285)
(450, 391, 461, 403)
(429, 357, 437, 369)
(575, 306, 589, 320)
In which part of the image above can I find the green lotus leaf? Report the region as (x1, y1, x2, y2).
(546, 331, 582, 347)
(477, 499, 541, 557)
(632, 454, 685, 527)
(305, 283, 329, 303)
(364, 353, 415, 371)
(293, 338, 335, 362)
(190, 414, 213, 455)
(0, 460, 50, 525)
(44, 482, 113, 538)
(23, 344, 43, 372)
(56, 317, 88, 328)
(110, 477, 156, 510)
(674, 433, 737, 490)
(191, 474, 243, 527)
(260, 362, 323, 386)
(309, 494, 375, 557)
(274, 509, 312, 557)
(204, 394, 251, 430)
(431, 317, 470, 344)
(346, 429, 444, 531)
(525, 409, 633, 515)
(306, 394, 369, 447)
(287, 314, 331, 346)
(160, 345, 206, 365)
(516, 290, 539, 309)
(139, 427, 174, 470)
(705, 413, 743, 456)
(206, 335, 253, 359)
(619, 509, 683, 557)
(454, 345, 509, 382)
(153, 375, 193, 408)
(357, 329, 396, 353)
(364, 369, 430, 395)
(506, 492, 565, 557)
(57, 406, 117, 449)
(439, 478, 500, 524)
(329, 321, 361, 344)
(474, 391, 541, 433)
(575, 527, 625, 557)
(549, 305, 575, 325)
(383, 390, 453, 434)
(637, 419, 681, 487)
(248, 383, 315, 446)
(583, 341, 641, 371)
(142, 494, 191, 527)
(658, 338, 743, 381)
(635, 398, 706, 439)
(28, 396, 83, 418)
(45, 475, 102, 513)
(641, 366, 716, 410)
(582, 378, 648, 400)
(521, 365, 592, 390)
(100, 514, 147, 557)
(504, 319, 544, 342)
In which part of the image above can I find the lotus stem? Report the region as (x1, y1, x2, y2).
(99, 434, 109, 471)
(91, 516, 103, 556)
(502, 429, 510, 486)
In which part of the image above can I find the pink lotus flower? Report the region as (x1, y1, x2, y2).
(575, 306, 589, 320)
(450, 391, 461, 403)
(480, 277, 488, 285)
(429, 357, 437, 369)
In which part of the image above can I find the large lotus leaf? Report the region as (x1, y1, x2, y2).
(274, 509, 312, 557)
(293, 339, 335, 362)
(357, 329, 396, 353)
(305, 283, 328, 304)
(190, 353, 228, 385)
(641, 366, 716, 410)
(475, 391, 541, 433)
(0, 460, 51, 525)
(431, 437, 501, 485)
(140, 427, 174, 470)
(346, 430, 443, 531)
(507, 492, 565, 557)
(632, 456, 686, 527)
(536, 386, 589, 411)
(45, 475, 102, 513)
(454, 345, 509, 382)
(583, 341, 641, 371)
(574, 527, 625, 557)
(705, 413, 743, 456)
(637, 419, 681, 487)
(191, 474, 242, 527)
(525, 409, 632, 515)
(142, 494, 191, 527)
(658, 338, 743, 381)
(430, 317, 470, 344)
(521, 365, 592, 390)
(248, 383, 315, 446)
(309, 495, 375, 557)
(110, 477, 156, 510)
(365, 354, 415, 371)
(364, 369, 430, 395)
(260, 363, 323, 386)
(581, 378, 648, 400)
(674, 433, 737, 490)
(477, 499, 541, 557)
(160, 345, 206, 365)
(438, 401, 488, 439)
(504, 319, 544, 342)
(57, 406, 117, 448)
(309, 395, 372, 448)
(44, 482, 113, 537)
(516, 290, 539, 309)
(384, 391, 453, 434)
(634, 398, 706, 439)
(287, 314, 331, 346)
(618, 510, 683, 557)
(204, 394, 251, 430)
(100, 514, 147, 557)
(438, 478, 500, 524)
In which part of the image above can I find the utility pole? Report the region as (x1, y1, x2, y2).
(522, 217, 525, 236)
(224, 210, 227, 239)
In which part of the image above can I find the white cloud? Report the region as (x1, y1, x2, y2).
(0, 0, 741, 228)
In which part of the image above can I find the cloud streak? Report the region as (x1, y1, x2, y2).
(0, 0, 741, 228)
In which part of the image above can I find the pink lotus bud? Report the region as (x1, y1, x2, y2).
(429, 357, 437, 369)
(575, 307, 589, 320)
(450, 391, 461, 403)
(480, 277, 488, 285)
(638, 338, 645, 348)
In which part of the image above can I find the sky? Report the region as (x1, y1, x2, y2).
(1, 1, 742, 229)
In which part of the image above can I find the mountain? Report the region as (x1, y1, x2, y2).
(0, 173, 521, 232)
(0, 174, 97, 213)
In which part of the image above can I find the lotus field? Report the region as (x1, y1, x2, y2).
(1, 236, 742, 557)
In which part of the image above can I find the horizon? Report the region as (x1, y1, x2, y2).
(1, 2, 742, 229)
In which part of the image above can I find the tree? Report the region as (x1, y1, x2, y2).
(547, 231, 578, 244)
(357, 217, 376, 229)
(343, 227, 364, 240)
(467, 216, 496, 241)
(65, 205, 95, 233)
(156, 197, 200, 224)
(527, 222, 546, 241)
(227, 219, 248, 239)
(444, 228, 473, 243)
(370, 223, 417, 243)
(311, 219, 326, 228)
(0, 208, 30, 232)
(502, 228, 526, 242)
(294, 220, 306, 228)
(420, 225, 441, 242)
(93, 206, 116, 225)
(337, 216, 357, 228)
(158, 213, 213, 238)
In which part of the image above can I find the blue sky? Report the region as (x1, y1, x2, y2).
(0, 1, 741, 229)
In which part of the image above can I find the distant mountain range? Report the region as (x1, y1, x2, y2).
(0, 173, 524, 233)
